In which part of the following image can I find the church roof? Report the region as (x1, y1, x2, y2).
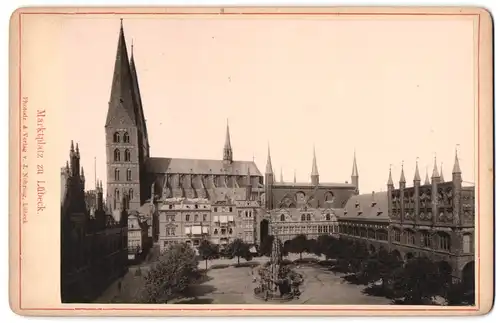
(146, 157, 262, 176)
(340, 191, 389, 221)
(274, 182, 356, 188)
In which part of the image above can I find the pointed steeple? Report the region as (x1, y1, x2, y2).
(311, 146, 319, 185)
(223, 119, 233, 163)
(399, 161, 406, 183)
(81, 166, 85, 178)
(413, 159, 421, 182)
(440, 163, 445, 182)
(311, 145, 319, 176)
(65, 160, 70, 173)
(280, 167, 284, 183)
(129, 37, 149, 146)
(453, 147, 462, 174)
(293, 169, 296, 184)
(70, 140, 74, 153)
(75, 143, 80, 157)
(351, 150, 359, 177)
(387, 165, 394, 186)
(106, 19, 136, 126)
(424, 166, 430, 185)
(265, 142, 273, 174)
(432, 156, 440, 179)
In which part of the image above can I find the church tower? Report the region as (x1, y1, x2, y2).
(223, 120, 233, 165)
(105, 20, 149, 212)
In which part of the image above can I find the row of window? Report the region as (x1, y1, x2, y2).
(339, 226, 389, 241)
(392, 229, 465, 252)
(213, 228, 233, 235)
(114, 169, 133, 181)
(164, 204, 233, 212)
(113, 149, 132, 162)
(113, 132, 130, 143)
(273, 225, 336, 235)
(279, 213, 332, 222)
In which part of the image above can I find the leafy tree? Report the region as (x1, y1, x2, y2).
(290, 234, 309, 260)
(259, 235, 274, 257)
(307, 238, 323, 257)
(198, 239, 219, 270)
(226, 238, 252, 265)
(391, 257, 443, 304)
(139, 242, 200, 303)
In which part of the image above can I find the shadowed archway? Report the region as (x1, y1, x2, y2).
(260, 219, 269, 243)
(462, 261, 475, 290)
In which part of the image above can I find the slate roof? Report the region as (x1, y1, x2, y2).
(146, 157, 262, 176)
(339, 191, 389, 221)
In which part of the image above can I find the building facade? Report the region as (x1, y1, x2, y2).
(60, 141, 128, 303)
(97, 21, 475, 287)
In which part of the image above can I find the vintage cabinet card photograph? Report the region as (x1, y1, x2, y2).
(8, 6, 494, 316)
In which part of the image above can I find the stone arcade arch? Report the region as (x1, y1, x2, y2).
(462, 261, 475, 290)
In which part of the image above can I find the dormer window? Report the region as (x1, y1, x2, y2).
(344, 209, 347, 215)
(377, 210, 383, 216)
(371, 201, 377, 207)
(357, 210, 363, 215)
(355, 201, 360, 208)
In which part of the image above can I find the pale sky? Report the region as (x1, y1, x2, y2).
(59, 16, 476, 195)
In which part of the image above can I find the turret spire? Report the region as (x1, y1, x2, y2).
(311, 145, 319, 185)
(351, 150, 359, 177)
(400, 161, 406, 183)
(432, 155, 440, 178)
(453, 146, 462, 174)
(440, 163, 445, 182)
(280, 167, 284, 183)
(311, 145, 319, 176)
(414, 158, 421, 182)
(387, 165, 394, 186)
(265, 142, 273, 174)
(424, 166, 430, 185)
(223, 119, 233, 163)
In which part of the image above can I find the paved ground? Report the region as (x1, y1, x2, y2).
(95, 254, 391, 305)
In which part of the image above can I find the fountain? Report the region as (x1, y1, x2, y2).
(253, 233, 304, 302)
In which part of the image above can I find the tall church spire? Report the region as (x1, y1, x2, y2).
(223, 119, 233, 164)
(129, 36, 149, 147)
(106, 19, 136, 126)
(265, 142, 273, 174)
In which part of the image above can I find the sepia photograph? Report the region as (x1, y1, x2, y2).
(10, 6, 493, 316)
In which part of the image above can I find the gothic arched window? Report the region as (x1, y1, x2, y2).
(125, 149, 131, 162)
(123, 132, 130, 143)
(301, 214, 305, 221)
(113, 132, 120, 143)
(114, 149, 120, 162)
(306, 213, 311, 221)
(114, 169, 120, 181)
(326, 213, 331, 221)
(126, 169, 132, 181)
(280, 214, 285, 221)
(129, 189, 133, 202)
